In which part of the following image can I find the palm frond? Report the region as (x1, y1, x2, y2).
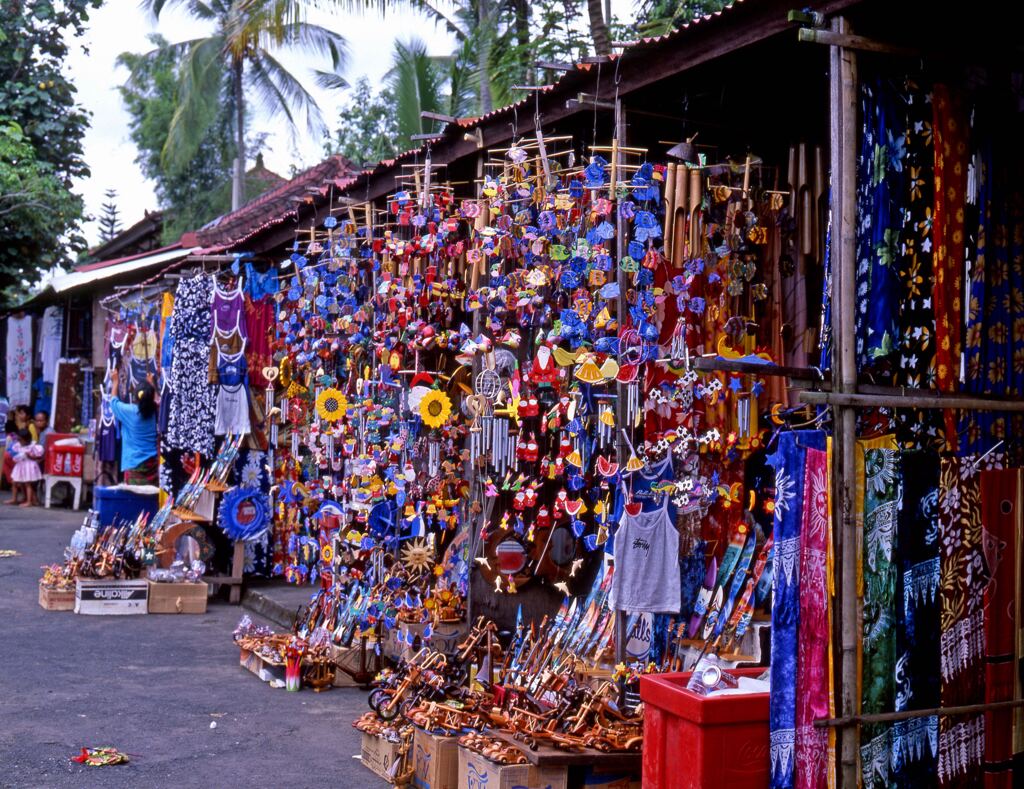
(274, 21, 350, 72)
(386, 37, 446, 146)
(162, 35, 227, 171)
(248, 50, 327, 137)
(312, 70, 350, 91)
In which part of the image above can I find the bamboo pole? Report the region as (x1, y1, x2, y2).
(663, 163, 677, 261)
(818, 697, 1024, 728)
(687, 167, 701, 256)
(801, 390, 1024, 412)
(672, 166, 689, 262)
(613, 98, 628, 703)
(829, 15, 859, 789)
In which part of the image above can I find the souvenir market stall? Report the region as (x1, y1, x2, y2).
(246, 6, 1024, 788)
(240, 58, 837, 783)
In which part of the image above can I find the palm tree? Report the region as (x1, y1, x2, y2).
(141, 0, 349, 210)
(586, 0, 611, 56)
(387, 37, 475, 150)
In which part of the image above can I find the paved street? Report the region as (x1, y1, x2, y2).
(0, 504, 387, 789)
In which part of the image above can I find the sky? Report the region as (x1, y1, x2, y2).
(67, 1, 459, 247)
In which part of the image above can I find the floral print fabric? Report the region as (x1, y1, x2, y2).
(893, 83, 943, 449)
(768, 430, 826, 789)
(931, 86, 968, 448)
(167, 275, 217, 456)
(959, 102, 1024, 459)
(937, 456, 986, 787)
(860, 445, 901, 788)
(855, 79, 904, 369)
(795, 447, 829, 789)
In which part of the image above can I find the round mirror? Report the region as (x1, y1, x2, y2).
(496, 540, 528, 575)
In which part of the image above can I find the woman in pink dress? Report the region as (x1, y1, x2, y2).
(8, 429, 43, 507)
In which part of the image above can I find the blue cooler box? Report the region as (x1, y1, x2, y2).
(94, 486, 159, 526)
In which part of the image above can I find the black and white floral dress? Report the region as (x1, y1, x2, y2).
(166, 274, 217, 456)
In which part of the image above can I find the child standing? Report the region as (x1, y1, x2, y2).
(8, 429, 42, 507)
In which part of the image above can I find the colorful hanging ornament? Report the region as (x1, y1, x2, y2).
(419, 390, 453, 428)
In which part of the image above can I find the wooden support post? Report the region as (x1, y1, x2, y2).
(613, 97, 629, 703)
(829, 14, 859, 788)
(801, 390, 1024, 412)
(230, 539, 245, 604)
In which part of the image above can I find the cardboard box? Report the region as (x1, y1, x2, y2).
(412, 727, 459, 789)
(579, 767, 641, 789)
(385, 619, 430, 661)
(75, 579, 148, 615)
(458, 746, 567, 789)
(38, 582, 75, 611)
(430, 621, 470, 656)
(147, 580, 208, 614)
(361, 731, 405, 781)
(239, 647, 286, 684)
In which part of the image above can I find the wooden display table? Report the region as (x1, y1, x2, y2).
(485, 728, 642, 771)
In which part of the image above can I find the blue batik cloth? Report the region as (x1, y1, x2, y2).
(767, 430, 826, 789)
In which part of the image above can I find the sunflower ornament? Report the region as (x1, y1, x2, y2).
(316, 388, 348, 422)
(419, 390, 453, 428)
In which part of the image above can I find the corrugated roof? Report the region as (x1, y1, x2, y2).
(75, 242, 182, 273)
(49, 246, 199, 294)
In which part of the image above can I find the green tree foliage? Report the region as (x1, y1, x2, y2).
(0, 121, 82, 301)
(98, 188, 122, 243)
(118, 35, 235, 243)
(323, 77, 399, 167)
(0, 0, 101, 301)
(633, 0, 730, 36)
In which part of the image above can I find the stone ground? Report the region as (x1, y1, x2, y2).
(0, 502, 387, 789)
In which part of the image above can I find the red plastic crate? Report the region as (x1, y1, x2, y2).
(639, 668, 769, 789)
(44, 434, 85, 477)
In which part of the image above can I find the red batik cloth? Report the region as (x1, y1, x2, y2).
(981, 469, 1022, 788)
(795, 447, 830, 789)
(931, 85, 968, 450)
(938, 457, 986, 787)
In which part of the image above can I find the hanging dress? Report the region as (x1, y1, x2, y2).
(213, 342, 252, 436)
(209, 278, 251, 437)
(166, 274, 216, 456)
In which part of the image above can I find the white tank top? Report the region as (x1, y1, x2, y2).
(609, 497, 681, 613)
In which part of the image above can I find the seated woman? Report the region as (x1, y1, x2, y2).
(108, 368, 158, 486)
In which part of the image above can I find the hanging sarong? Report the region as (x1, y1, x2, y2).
(960, 101, 1024, 460)
(930, 85, 968, 450)
(892, 452, 941, 787)
(855, 79, 905, 371)
(768, 430, 826, 789)
(795, 447, 830, 789)
(938, 457, 987, 787)
(980, 469, 1022, 788)
(860, 445, 902, 789)
(893, 82, 943, 449)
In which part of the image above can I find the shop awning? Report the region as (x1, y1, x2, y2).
(48, 245, 200, 294)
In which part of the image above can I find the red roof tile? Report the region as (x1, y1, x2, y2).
(184, 154, 357, 251)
